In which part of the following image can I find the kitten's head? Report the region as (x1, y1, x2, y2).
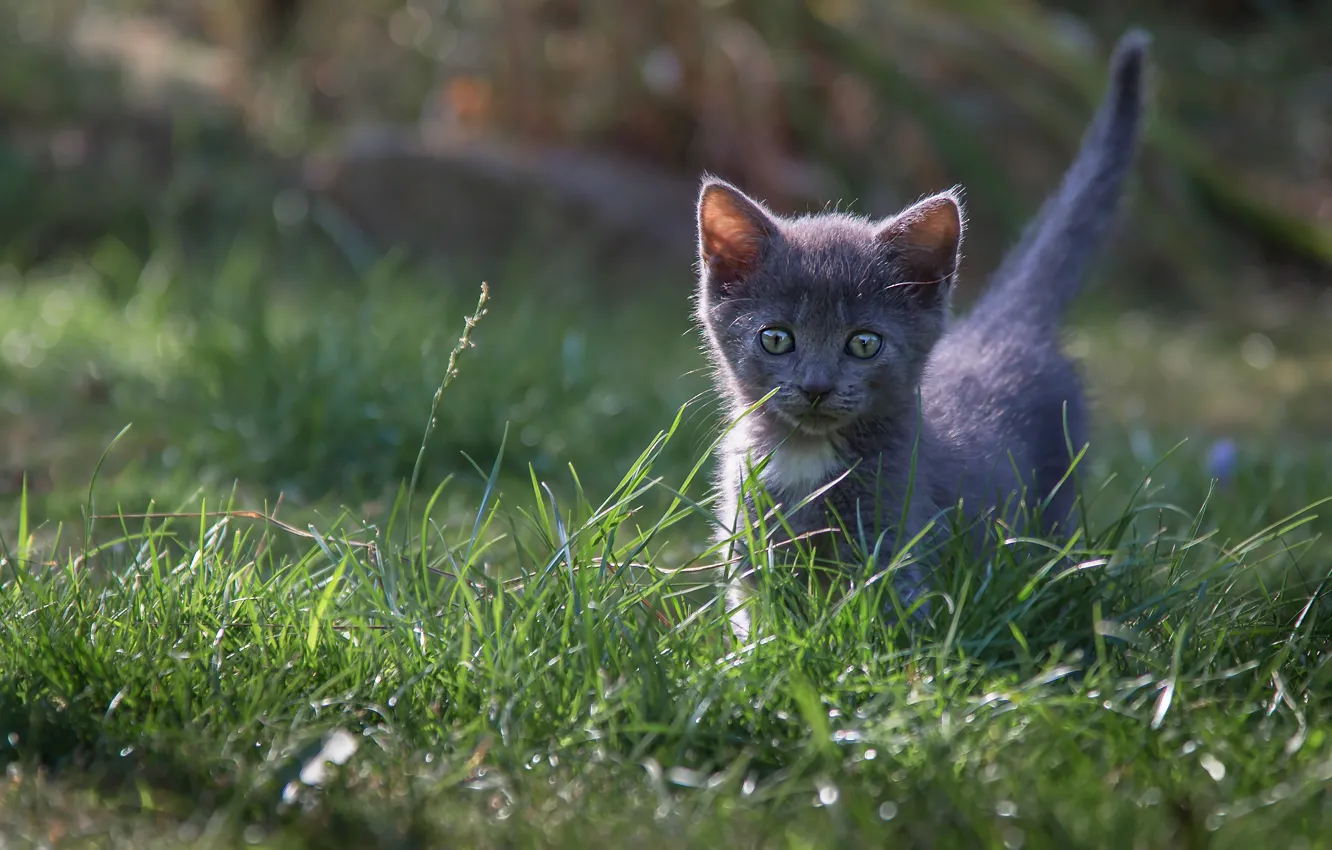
(695, 178, 964, 437)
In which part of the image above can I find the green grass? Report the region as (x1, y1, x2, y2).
(1, 232, 1331, 848)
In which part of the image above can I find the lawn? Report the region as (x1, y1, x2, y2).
(1, 219, 1331, 848)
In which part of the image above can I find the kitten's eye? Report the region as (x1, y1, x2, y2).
(846, 331, 882, 359)
(759, 327, 795, 355)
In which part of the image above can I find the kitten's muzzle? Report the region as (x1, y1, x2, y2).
(772, 390, 850, 435)
(798, 379, 835, 405)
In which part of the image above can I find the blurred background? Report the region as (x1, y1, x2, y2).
(1, 0, 1330, 525)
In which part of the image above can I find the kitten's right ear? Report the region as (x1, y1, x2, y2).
(698, 179, 777, 292)
(876, 190, 964, 290)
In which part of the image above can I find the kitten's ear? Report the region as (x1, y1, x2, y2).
(876, 191, 964, 289)
(698, 179, 777, 292)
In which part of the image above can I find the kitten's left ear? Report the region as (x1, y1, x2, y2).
(876, 191, 964, 289)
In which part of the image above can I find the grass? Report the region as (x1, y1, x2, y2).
(1, 226, 1331, 848)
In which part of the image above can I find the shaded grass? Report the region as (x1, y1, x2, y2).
(0, 234, 715, 517)
(3, 232, 1330, 516)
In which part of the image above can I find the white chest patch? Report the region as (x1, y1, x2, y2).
(756, 440, 842, 496)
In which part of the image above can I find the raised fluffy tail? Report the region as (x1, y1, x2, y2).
(972, 30, 1149, 328)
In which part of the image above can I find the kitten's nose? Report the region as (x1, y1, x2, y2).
(799, 380, 834, 405)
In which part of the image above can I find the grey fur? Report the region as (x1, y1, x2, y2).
(696, 32, 1150, 637)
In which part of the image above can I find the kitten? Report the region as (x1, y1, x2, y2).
(695, 31, 1150, 639)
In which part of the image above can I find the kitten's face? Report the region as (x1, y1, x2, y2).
(695, 180, 964, 437)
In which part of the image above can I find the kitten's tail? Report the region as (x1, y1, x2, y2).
(973, 30, 1149, 330)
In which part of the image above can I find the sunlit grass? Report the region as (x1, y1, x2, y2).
(2, 398, 1330, 847)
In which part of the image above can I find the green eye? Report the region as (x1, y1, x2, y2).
(760, 327, 795, 355)
(846, 331, 882, 359)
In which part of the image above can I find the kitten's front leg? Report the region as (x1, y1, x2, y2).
(725, 576, 754, 644)
(712, 473, 758, 645)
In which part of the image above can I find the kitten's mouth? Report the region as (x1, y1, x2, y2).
(774, 405, 848, 435)
(761, 390, 855, 433)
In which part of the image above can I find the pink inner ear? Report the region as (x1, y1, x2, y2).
(880, 195, 962, 254)
(704, 217, 761, 265)
(909, 199, 961, 252)
(877, 193, 963, 282)
(699, 185, 771, 282)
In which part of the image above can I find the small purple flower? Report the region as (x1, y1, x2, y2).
(1206, 438, 1238, 485)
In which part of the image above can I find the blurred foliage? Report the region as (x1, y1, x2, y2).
(0, 0, 1330, 306)
(0, 0, 1326, 303)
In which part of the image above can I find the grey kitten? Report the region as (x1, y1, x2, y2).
(695, 31, 1150, 638)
